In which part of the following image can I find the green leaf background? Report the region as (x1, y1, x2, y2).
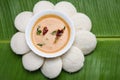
(0, 0, 120, 80)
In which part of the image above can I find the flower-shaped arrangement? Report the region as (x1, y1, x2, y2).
(10, 1, 97, 79)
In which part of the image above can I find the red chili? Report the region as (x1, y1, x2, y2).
(56, 29, 63, 37)
(43, 27, 48, 35)
(54, 29, 64, 43)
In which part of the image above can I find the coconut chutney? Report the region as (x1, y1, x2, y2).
(31, 14, 70, 53)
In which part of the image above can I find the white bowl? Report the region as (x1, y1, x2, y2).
(25, 10, 75, 58)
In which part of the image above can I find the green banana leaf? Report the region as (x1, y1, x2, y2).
(0, 0, 120, 80)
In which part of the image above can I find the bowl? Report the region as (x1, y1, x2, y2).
(25, 10, 75, 58)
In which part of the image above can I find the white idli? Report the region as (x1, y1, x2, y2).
(55, 1, 77, 16)
(10, 32, 30, 55)
(22, 51, 44, 71)
(14, 11, 33, 32)
(33, 1, 54, 14)
(41, 57, 62, 79)
(74, 30, 97, 55)
(62, 46, 84, 73)
(71, 13, 92, 31)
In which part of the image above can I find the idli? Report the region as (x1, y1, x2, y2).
(14, 11, 33, 32)
(74, 30, 97, 55)
(22, 51, 44, 71)
(10, 32, 30, 55)
(33, 1, 54, 14)
(41, 57, 62, 79)
(71, 13, 92, 31)
(62, 46, 84, 73)
(55, 1, 77, 16)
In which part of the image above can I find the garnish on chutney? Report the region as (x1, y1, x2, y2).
(36, 26, 42, 35)
(63, 26, 66, 30)
(54, 26, 66, 43)
(51, 30, 57, 35)
(43, 27, 48, 35)
(37, 43, 45, 47)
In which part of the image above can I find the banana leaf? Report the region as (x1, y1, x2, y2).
(0, 0, 120, 80)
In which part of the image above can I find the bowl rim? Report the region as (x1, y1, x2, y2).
(25, 10, 75, 58)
